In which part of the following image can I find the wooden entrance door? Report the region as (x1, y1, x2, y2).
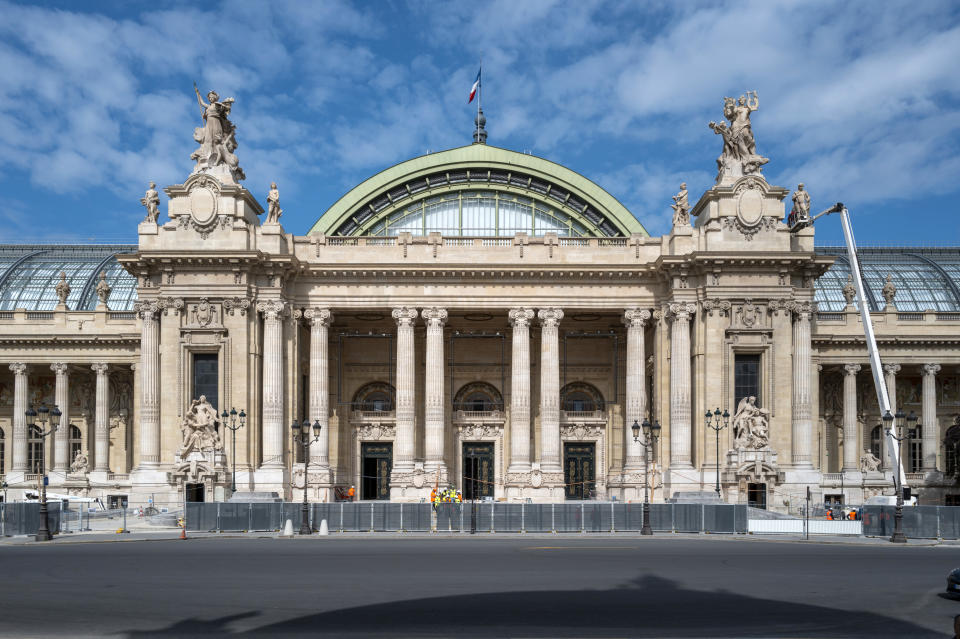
(361, 443, 392, 500)
(564, 443, 595, 500)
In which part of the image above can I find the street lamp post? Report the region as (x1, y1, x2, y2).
(220, 408, 246, 494)
(887, 409, 916, 544)
(292, 418, 322, 535)
(26, 403, 62, 542)
(632, 417, 661, 536)
(704, 408, 731, 499)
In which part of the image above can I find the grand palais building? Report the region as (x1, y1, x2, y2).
(0, 93, 958, 513)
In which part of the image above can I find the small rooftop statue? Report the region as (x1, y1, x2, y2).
(190, 83, 245, 182)
(671, 183, 690, 226)
(266, 182, 282, 224)
(55, 271, 71, 307)
(842, 274, 856, 306)
(708, 91, 769, 184)
(788, 184, 810, 227)
(140, 181, 160, 223)
(95, 271, 112, 308)
(882, 274, 897, 308)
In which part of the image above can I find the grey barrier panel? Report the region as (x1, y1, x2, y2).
(403, 504, 431, 531)
(250, 503, 281, 531)
(861, 506, 887, 536)
(584, 503, 609, 532)
(649, 504, 674, 532)
(379, 503, 403, 531)
(554, 503, 582, 532)
(1, 503, 61, 536)
(902, 506, 941, 539)
(436, 503, 460, 531)
(703, 505, 735, 534)
(523, 504, 549, 532)
(281, 503, 303, 530)
(311, 503, 336, 531)
(940, 506, 960, 540)
(673, 504, 703, 533)
(218, 502, 247, 531)
(471, 503, 490, 532)
(186, 503, 215, 531)
(493, 503, 523, 532)
(340, 503, 366, 531)
(735, 504, 748, 533)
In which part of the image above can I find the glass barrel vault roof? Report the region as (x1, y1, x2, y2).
(814, 247, 960, 312)
(0, 245, 138, 311)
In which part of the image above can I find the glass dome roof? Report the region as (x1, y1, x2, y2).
(0, 245, 138, 311)
(814, 247, 960, 312)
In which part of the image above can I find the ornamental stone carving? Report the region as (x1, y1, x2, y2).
(842, 275, 856, 305)
(882, 274, 897, 307)
(560, 423, 603, 440)
(191, 298, 214, 327)
(860, 450, 881, 473)
(95, 271, 112, 307)
(157, 297, 184, 316)
(732, 395, 770, 450)
(176, 395, 223, 458)
(257, 299, 285, 320)
(191, 85, 245, 182)
(458, 423, 501, 439)
(304, 307, 333, 326)
(623, 308, 651, 327)
(508, 307, 535, 327)
(55, 271, 71, 307)
(70, 450, 89, 474)
(708, 91, 768, 184)
(737, 299, 759, 327)
(668, 302, 696, 321)
(701, 299, 731, 317)
(222, 297, 251, 316)
(358, 423, 396, 440)
(421, 307, 448, 325)
(537, 307, 563, 327)
(392, 306, 418, 327)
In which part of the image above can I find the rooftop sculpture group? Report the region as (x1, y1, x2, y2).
(191, 84, 245, 182)
(709, 91, 769, 183)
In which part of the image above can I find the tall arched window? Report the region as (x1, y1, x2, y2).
(453, 382, 503, 412)
(352, 382, 395, 412)
(69, 425, 83, 463)
(561, 382, 605, 412)
(870, 425, 882, 461)
(28, 425, 43, 473)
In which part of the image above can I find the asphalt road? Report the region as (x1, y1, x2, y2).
(1, 535, 959, 638)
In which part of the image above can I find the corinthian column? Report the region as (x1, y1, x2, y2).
(922, 363, 940, 471)
(10, 363, 28, 472)
(392, 307, 418, 473)
(791, 302, 813, 467)
(305, 308, 333, 467)
(257, 300, 285, 468)
(623, 309, 650, 472)
(134, 301, 160, 467)
(51, 363, 70, 473)
(508, 308, 535, 473)
(538, 308, 563, 474)
(669, 303, 695, 468)
(842, 364, 861, 472)
(883, 363, 901, 468)
(422, 308, 448, 475)
(92, 363, 110, 472)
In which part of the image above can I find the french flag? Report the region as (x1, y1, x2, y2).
(468, 68, 481, 103)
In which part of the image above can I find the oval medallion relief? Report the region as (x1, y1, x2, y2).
(189, 186, 218, 226)
(737, 187, 764, 226)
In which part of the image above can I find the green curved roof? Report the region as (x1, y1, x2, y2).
(308, 144, 647, 237)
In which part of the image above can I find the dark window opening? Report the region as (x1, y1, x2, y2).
(192, 353, 219, 412)
(734, 354, 761, 410)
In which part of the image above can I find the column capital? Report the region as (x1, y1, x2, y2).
(9, 362, 26, 376)
(792, 300, 815, 318)
(222, 296, 252, 316)
(392, 306, 418, 327)
(50, 363, 70, 376)
(304, 307, 333, 326)
(668, 302, 696, 320)
(133, 300, 160, 319)
(156, 296, 184, 316)
(508, 307, 535, 328)
(883, 363, 901, 376)
(421, 307, 448, 326)
(923, 363, 941, 377)
(130, 363, 138, 372)
(91, 362, 109, 375)
(256, 299, 286, 320)
(537, 308, 563, 327)
(843, 363, 861, 376)
(623, 308, 652, 327)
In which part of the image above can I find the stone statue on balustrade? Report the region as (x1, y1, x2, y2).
(95, 271, 111, 308)
(732, 395, 770, 450)
(788, 184, 810, 227)
(190, 84, 245, 182)
(882, 274, 897, 308)
(860, 449, 882, 473)
(55, 271, 71, 307)
(843, 274, 856, 306)
(709, 91, 769, 183)
(70, 450, 89, 474)
(266, 182, 283, 224)
(671, 183, 690, 226)
(176, 395, 224, 460)
(140, 181, 160, 223)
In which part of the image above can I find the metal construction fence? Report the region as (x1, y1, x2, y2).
(186, 501, 748, 534)
(862, 505, 960, 539)
(0, 502, 62, 536)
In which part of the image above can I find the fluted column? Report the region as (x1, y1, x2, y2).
(134, 301, 161, 467)
(623, 309, 651, 472)
(669, 303, 695, 468)
(392, 307, 418, 472)
(842, 364, 860, 472)
(791, 302, 814, 467)
(92, 363, 110, 472)
(883, 363, 900, 468)
(922, 363, 940, 471)
(306, 308, 333, 467)
(51, 363, 70, 472)
(10, 363, 28, 471)
(538, 308, 563, 473)
(422, 308, 448, 474)
(258, 300, 285, 468)
(508, 308, 535, 473)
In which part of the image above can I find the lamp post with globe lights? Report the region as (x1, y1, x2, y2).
(25, 403, 62, 542)
(292, 418, 322, 535)
(220, 408, 246, 494)
(886, 409, 916, 544)
(705, 408, 730, 499)
(632, 417, 661, 536)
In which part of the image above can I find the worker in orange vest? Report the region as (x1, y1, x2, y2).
(826, 509, 834, 521)
(347, 486, 355, 501)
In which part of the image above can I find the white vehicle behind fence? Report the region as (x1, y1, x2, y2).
(23, 491, 106, 511)
(863, 495, 918, 507)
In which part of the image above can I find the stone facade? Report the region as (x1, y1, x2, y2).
(1, 101, 959, 512)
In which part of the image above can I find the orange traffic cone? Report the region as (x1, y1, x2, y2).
(179, 517, 187, 540)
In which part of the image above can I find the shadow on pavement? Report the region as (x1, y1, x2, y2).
(121, 575, 948, 638)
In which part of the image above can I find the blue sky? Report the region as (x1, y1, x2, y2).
(1, 0, 958, 246)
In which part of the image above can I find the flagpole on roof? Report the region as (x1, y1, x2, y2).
(477, 58, 482, 143)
